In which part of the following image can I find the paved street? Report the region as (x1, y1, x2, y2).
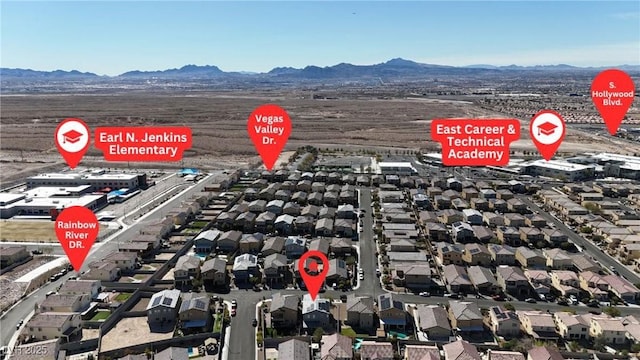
(518, 195, 640, 284)
(0, 172, 223, 348)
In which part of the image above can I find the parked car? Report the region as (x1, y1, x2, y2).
(251, 319, 258, 327)
(419, 292, 430, 297)
(231, 308, 236, 317)
(525, 298, 537, 304)
(16, 319, 23, 329)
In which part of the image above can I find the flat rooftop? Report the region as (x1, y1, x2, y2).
(525, 159, 593, 172)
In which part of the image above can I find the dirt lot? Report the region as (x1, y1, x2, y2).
(100, 316, 173, 352)
(0, 220, 106, 242)
(2, 92, 639, 184)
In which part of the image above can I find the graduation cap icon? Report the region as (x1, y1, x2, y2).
(62, 129, 83, 144)
(537, 121, 557, 136)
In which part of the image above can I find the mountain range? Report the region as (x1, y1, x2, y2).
(2, 58, 639, 81)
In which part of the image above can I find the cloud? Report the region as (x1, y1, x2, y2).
(418, 42, 640, 67)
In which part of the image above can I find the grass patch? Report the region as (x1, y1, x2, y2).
(91, 311, 110, 321)
(341, 326, 357, 338)
(114, 293, 132, 302)
(213, 314, 223, 334)
(133, 274, 148, 280)
(190, 221, 209, 229)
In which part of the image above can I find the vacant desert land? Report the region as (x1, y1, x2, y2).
(2, 92, 640, 183)
(0, 220, 106, 242)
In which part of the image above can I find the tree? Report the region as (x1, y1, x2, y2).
(603, 306, 621, 317)
(593, 334, 606, 351)
(312, 327, 324, 342)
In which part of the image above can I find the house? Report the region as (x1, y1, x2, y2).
(330, 237, 353, 256)
(571, 254, 600, 272)
(324, 191, 339, 207)
(275, 189, 292, 202)
(443, 264, 473, 294)
(318, 207, 336, 220)
(518, 311, 558, 340)
(603, 275, 640, 303)
(239, 233, 264, 253)
(217, 230, 242, 253)
(519, 227, 544, 246)
(266, 199, 285, 215)
(496, 266, 530, 297)
(283, 202, 301, 216)
(285, 236, 307, 259)
(542, 228, 568, 245)
(488, 244, 516, 266)
(25, 312, 81, 342)
(39, 294, 90, 313)
(578, 271, 608, 301)
(393, 264, 431, 289)
(292, 191, 308, 205)
(415, 304, 451, 339)
(554, 312, 590, 340)
(551, 271, 580, 297)
(437, 243, 464, 266)
(270, 292, 299, 328)
(515, 247, 545, 268)
(504, 213, 526, 227)
(179, 293, 210, 330)
(524, 270, 551, 297)
(201, 257, 227, 286)
(279, 339, 310, 360)
(337, 204, 356, 219)
(315, 218, 334, 237)
(84, 261, 119, 281)
(235, 212, 256, 232)
(248, 199, 267, 213)
(321, 334, 353, 360)
(346, 295, 375, 329)
(308, 192, 324, 206)
(232, 253, 258, 282)
(326, 258, 349, 285)
(58, 280, 101, 299)
(463, 209, 483, 225)
(526, 214, 547, 228)
(295, 216, 315, 234)
(589, 317, 626, 344)
(261, 236, 285, 257)
(255, 211, 277, 233)
(467, 266, 499, 294)
(426, 223, 448, 242)
(473, 225, 495, 243)
(194, 229, 221, 253)
(359, 341, 393, 360)
(489, 306, 520, 338)
(335, 218, 354, 237)
(147, 289, 181, 324)
(497, 227, 521, 246)
(302, 294, 331, 330)
(443, 340, 481, 360)
(452, 222, 475, 243)
(275, 214, 295, 235)
(174, 255, 201, 287)
(439, 209, 463, 224)
(471, 198, 489, 211)
(462, 243, 491, 266)
(378, 294, 406, 330)
(404, 345, 440, 360)
(448, 301, 483, 332)
(0, 245, 30, 268)
(263, 253, 289, 283)
(490, 199, 508, 212)
(543, 248, 573, 270)
(527, 347, 564, 360)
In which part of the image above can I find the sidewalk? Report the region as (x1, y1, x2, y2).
(220, 300, 232, 360)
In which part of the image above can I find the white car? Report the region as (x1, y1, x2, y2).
(358, 268, 364, 275)
(419, 292, 430, 297)
(359, 274, 364, 280)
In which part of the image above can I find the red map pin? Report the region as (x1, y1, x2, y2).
(591, 69, 636, 135)
(247, 104, 291, 171)
(530, 110, 566, 161)
(55, 118, 90, 169)
(298, 250, 329, 301)
(54, 206, 99, 272)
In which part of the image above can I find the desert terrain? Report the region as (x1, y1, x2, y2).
(2, 91, 639, 185)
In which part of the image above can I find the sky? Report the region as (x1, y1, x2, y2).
(1, 1, 639, 76)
